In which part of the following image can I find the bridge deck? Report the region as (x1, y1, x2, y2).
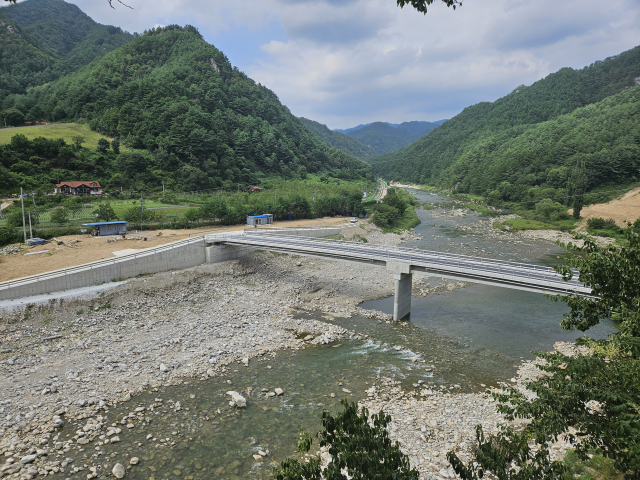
(206, 232, 591, 297)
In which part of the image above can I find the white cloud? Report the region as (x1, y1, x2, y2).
(18, 0, 640, 128)
(246, 0, 640, 127)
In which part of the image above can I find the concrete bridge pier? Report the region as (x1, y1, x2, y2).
(387, 262, 412, 320)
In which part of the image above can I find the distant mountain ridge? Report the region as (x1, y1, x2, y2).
(334, 120, 447, 135)
(1, 23, 371, 194)
(299, 117, 377, 160)
(339, 120, 448, 155)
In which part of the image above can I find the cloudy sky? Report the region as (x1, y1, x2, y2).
(11, 0, 640, 129)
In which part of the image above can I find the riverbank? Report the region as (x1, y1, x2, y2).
(359, 341, 582, 478)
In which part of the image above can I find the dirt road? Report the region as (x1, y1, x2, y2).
(576, 187, 640, 227)
(0, 217, 356, 283)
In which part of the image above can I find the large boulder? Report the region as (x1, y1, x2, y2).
(226, 391, 247, 408)
(112, 463, 126, 478)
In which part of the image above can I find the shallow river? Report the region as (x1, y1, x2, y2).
(53, 190, 617, 479)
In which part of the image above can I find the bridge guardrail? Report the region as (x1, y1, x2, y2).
(212, 232, 587, 294)
(240, 231, 573, 273)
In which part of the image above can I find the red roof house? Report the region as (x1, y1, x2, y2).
(54, 181, 102, 195)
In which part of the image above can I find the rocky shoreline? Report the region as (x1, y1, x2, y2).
(0, 222, 575, 480)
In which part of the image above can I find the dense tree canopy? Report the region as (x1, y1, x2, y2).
(0, 0, 133, 98)
(299, 118, 377, 161)
(448, 226, 640, 479)
(0, 24, 371, 195)
(274, 400, 419, 480)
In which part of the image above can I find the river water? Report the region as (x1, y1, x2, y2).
(52, 189, 617, 479)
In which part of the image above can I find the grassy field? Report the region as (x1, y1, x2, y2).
(464, 203, 493, 215)
(0, 123, 111, 149)
(501, 218, 577, 231)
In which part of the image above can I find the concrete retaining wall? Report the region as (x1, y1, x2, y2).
(205, 244, 257, 264)
(0, 238, 206, 301)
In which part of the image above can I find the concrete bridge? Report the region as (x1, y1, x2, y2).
(205, 231, 591, 320)
(0, 227, 590, 315)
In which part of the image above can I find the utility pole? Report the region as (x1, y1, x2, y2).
(20, 187, 26, 243)
(313, 189, 316, 203)
(31, 193, 38, 227)
(140, 192, 144, 227)
(28, 213, 33, 239)
(162, 181, 165, 199)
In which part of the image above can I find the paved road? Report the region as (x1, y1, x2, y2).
(207, 232, 591, 297)
(374, 179, 387, 202)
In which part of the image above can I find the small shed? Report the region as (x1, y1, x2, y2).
(246, 214, 273, 227)
(82, 221, 128, 237)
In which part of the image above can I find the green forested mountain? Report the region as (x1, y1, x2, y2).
(346, 122, 419, 155)
(0, 0, 133, 99)
(395, 120, 446, 136)
(0, 24, 371, 195)
(371, 45, 640, 200)
(299, 117, 377, 160)
(344, 120, 446, 155)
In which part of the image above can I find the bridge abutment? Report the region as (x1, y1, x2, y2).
(205, 244, 254, 264)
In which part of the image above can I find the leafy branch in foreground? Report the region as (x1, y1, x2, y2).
(447, 226, 640, 479)
(273, 399, 419, 480)
(397, 0, 463, 13)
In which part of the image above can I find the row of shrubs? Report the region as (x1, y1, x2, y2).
(586, 217, 624, 237)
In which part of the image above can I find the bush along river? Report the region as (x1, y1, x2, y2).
(0, 189, 618, 480)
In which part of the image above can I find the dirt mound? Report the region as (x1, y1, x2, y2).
(576, 187, 640, 227)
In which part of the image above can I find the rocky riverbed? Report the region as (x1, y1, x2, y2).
(0, 222, 580, 480)
(358, 342, 581, 479)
